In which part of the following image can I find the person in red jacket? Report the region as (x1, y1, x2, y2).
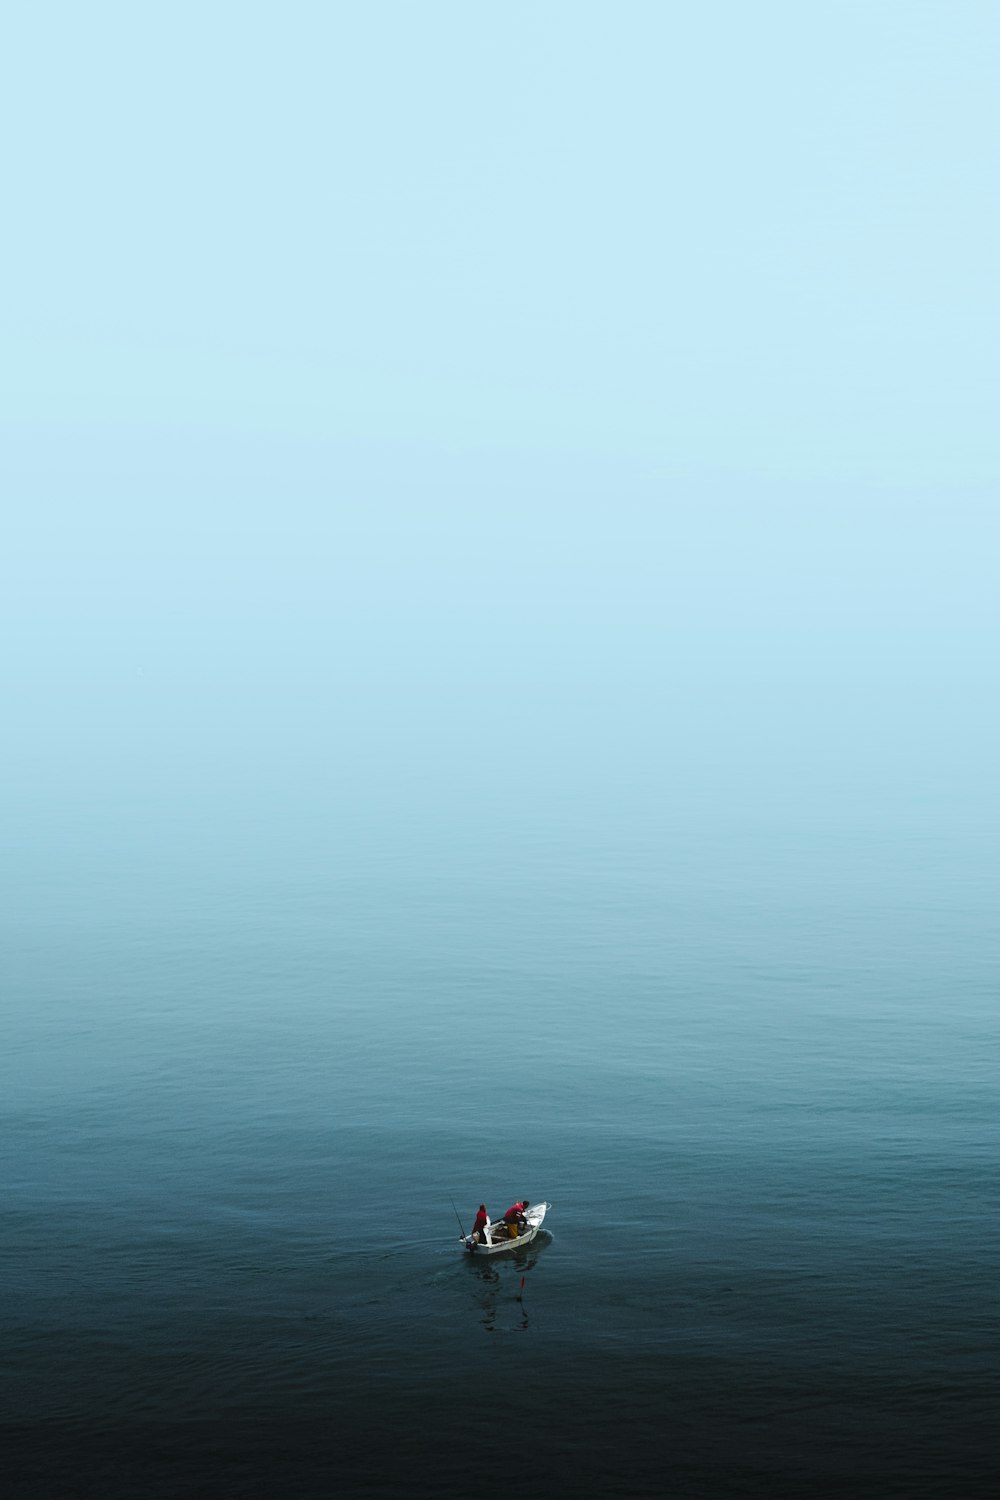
(471, 1205, 490, 1244)
(503, 1200, 530, 1236)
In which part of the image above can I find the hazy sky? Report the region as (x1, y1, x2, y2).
(3, 3, 998, 829)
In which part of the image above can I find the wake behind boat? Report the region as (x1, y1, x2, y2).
(460, 1201, 551, 1256)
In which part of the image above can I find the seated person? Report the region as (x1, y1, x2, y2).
(502, 1200, 530, 1236)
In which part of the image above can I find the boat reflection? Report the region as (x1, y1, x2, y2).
(464, 1234, 550, 1332)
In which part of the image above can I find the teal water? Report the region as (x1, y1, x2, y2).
(3, 699, 998, 1498)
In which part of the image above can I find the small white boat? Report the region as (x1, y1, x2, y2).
(460, 1202, 551, 1256)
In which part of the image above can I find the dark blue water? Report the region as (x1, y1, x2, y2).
(4, 748, 998, 1497)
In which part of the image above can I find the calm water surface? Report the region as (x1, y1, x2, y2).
(4, 762, 998, 1498)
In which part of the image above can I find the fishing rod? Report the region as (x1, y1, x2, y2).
(450, 1197, 468, 1240)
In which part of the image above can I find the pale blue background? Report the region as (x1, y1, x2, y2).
(3, 4, 997, 757)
